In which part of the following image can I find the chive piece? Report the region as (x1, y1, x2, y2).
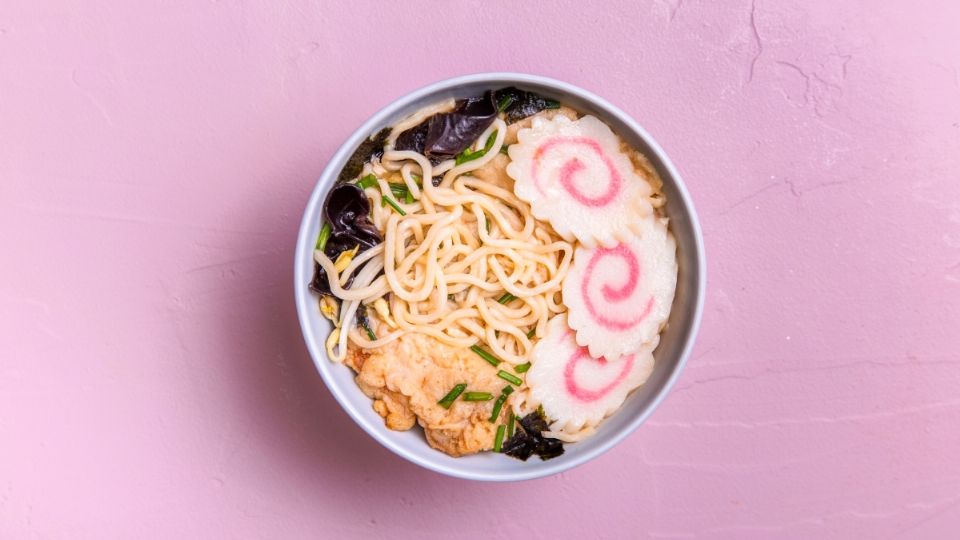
(455, 131, 498, 165)
(315, 223, 332, 250)
(493, 424, 506, 452)
(357, 174, 378, 189)
(381, 196, 407, 216)
(497, 370, 523, 386)
(463, 391, 493, 402)
(497, 94, 516, 113)
(502, 385, 515, 396)
(410, 173, 422, 186)
(470, 345, 501, 367)
(388, 183, 415, 204)
(514, 362, 531, 374)
(497, 293, 516, 304)
(500, 144, 510, 155)
(526, 328, 536, 339)
(437, 383, 467, 409)
(455, 150, 472, 165)
(483, 131, 496, 153)
(490, 395, 507, 422)
(506, 411, 516, 438)
(485, 218, 491, 233)
(360, 319, 376, 341)
(544, 99, 561, 109)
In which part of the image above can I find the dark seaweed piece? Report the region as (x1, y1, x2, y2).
(502, 431, 534, 461)
(338, 128, 390, 183)
(536, 436, 565, 460)
(493, 87, 561, 124)
(309, 183, 383, 295)
(492, 87, 525, 116)
(424, 92, 498, 161)
(502, 410, 565, 461)
(519, 410, 550, 434)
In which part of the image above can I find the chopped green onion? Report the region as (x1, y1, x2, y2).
(497, 370, 523, 386)
(361, 320, 376, 341)
(485, 218, 491, 233)
(506, 411, 516, 438)
(463, 391, 493, 402)
(526, 328, 536, 339)
(315, 223, 331, 250)
(389, 183, 408, 198)
(544, 99, 561, 109)
(497, 94, 516, 113)
(483, 131, 496, 153)
(490, 392, 510, 423)
(497, 293, 516, 304)
(500, 144, 510, 155)
(455, 150, 472, 166)
(357, 174, 378, 189)
(455, 151, 475, 166)
(514, 362, 531, 374)
(381, 196, 407, 216)
(410, 173, 422, 186)
(502, 385, 514, 396)
(387, 183, 415, 204)
(493, 424, 506, 452)
(470, 345, 501, 367)
(437, 383, 467, 409)
(455, 131, 498, 165)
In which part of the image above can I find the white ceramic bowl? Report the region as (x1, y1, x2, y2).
(294, 73, 705, 481)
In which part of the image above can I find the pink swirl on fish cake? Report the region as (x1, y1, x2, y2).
(563, 337, 636, 403)
(579, 244, 654, 332)
(531, 136, 623, 208)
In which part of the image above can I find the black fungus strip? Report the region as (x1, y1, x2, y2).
(393, 92, 499, 163)
(424, 92, 498, 160)
(323, 184, 381, 252)
(309, 183, 383, 295)
(394, 121, 429, 155)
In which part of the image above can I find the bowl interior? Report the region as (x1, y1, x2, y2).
(294, 73, 704, 481)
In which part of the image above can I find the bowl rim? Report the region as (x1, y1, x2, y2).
(294, 72, 706, 481)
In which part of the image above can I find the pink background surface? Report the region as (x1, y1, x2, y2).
(2, 1, 959, 538)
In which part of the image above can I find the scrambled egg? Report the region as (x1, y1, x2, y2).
(345, 333, 512, 457)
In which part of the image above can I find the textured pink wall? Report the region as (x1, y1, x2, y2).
(2, 1, 959, 538)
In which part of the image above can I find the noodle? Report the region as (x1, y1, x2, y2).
(320, 115, 573, 365)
